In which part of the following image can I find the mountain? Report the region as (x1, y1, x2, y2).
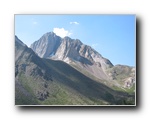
(31, 32, 113, 80)
(15, 36, 135, 105)
(30, 32, 135, 90)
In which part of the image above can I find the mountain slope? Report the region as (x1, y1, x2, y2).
(30, 32, 114, 80)
(30, 32, 135, 91)
(15, 36, 53, 104)
(15, 36, 135, 105)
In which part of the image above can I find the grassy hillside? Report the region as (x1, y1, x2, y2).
(15, 58, 135, 105)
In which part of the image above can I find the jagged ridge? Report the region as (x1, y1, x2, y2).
(30, 32, 113, 80)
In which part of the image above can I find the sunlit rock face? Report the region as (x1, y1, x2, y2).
(30, 32, 114, 80)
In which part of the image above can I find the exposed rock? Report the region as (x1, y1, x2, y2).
(30, 32, 114, 80)
(30, 32, 62, 58)
(124, 77, 135, 88)
(106, 64, 135, 88)
(36, 90, 49, 101)
(15, 36, 53, 81)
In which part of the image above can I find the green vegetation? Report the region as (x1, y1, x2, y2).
(15, 73, 39, 105)
(126, 84, 135, 93)
(15, 61, 135, 105)
(15, 88, 38, 105)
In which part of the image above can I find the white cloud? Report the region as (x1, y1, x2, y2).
(70, 21, 79, 25)
(53, 28, 72, 38)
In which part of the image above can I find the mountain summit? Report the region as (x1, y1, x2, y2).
(30, 32, 114, 80)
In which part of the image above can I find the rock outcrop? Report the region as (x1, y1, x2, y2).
(30, 32, 113, 80)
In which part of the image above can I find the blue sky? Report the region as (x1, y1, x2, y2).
(15, 15, 135, 66)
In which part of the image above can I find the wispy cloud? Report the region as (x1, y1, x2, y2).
(53, 28, 72, 38)
(70, 21, 79, 25)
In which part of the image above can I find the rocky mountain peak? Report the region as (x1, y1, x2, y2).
(30, 32, 62, 58)
(44, 31, 56, 36)
(63, 36, 71, 40)
(30, 32, 114, 80)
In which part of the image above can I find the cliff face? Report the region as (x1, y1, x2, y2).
(30, 32, 62, 58)
(30, 32, 113, 80)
